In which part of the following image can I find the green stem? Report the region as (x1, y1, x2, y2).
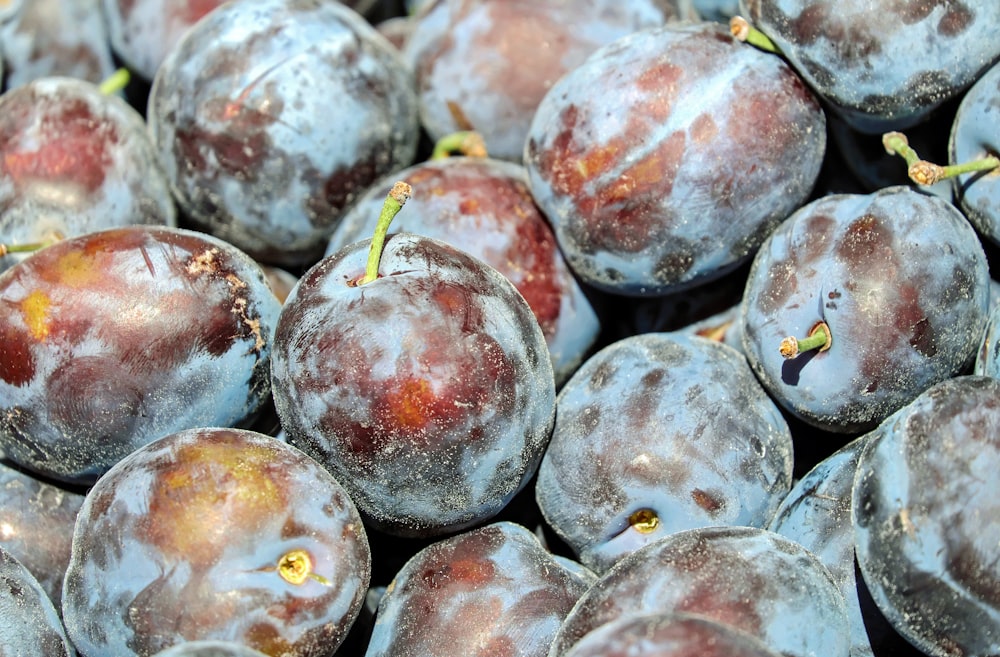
(99, 68, 131, 96)
(430, 131, 487, 160)
(0, 241, 52, 258)
(780, 321, 832, 359)
(355, 181, 412, 286)
(883, 131, 1000, 186)
(730, 16, 781, 54)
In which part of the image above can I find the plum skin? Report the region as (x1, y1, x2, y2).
(271, 233, 556, 538)
(61, 427, 372, 657)
(0, 225, 281, 485)
(524, 21, 826, 296)
(740, 185, 989, 433)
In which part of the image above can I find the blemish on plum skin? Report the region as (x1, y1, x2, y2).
(691, 488, 725, 515)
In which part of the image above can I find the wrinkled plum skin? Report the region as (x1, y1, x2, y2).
(741, 185, 989, 434)
(403, 0, 695, 162)
(524, 21, 826, 296)
(0, 460, 85, 605)
(536, 332, 793, 574)
(549, 526, 851, 657)
(102, 0, 228, 81)
(62, 427, 371, 657)
(0, 0, 117, 90)
(0, 545, 75, 657)
(950, 60, 1000, 244)
(741, 0, 1000, 133)
(0, 77, 177, 273)
(148, 0, 420, 267)
(563, 613, 783, 657)
(326, 157, 600, 385)
(366, 521, 589, 657)
(271, 233, 556, 537)
(852, 375, 1000, 657)
(0, 226, 281, 485)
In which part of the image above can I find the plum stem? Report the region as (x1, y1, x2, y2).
(883, 131, 1000, 186)
(0, 241, 53, 258)
(430, 131, 488, 160)
(780, 321, 832, 359)
(356, 181, 412, 286)
(730, 16, 781, 54)
(99, 68, 131, 95)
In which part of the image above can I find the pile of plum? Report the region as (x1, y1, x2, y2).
(1, 0, 999, 656)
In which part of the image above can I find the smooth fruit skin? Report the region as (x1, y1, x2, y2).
(0, 544, 75, 657)
(271, 233, 556, 537)
(852, 375, 1000, 657)
(0, 225, 281, 485)
(325, 157, 601, 385)
(0, 76, 177, 273)
(950, 59, 1000, 244)
(549, 526, 851, 657)
(524, 21, 825, 296)
(365, 521, 590, 657)
(402, 0, 696, 162)
(147, 0, 420, 267)
(741, 0, 1000, 134)
(61, 427, 371, 657)
(740, 185, 989, 434)
(535, 332, 793, 574)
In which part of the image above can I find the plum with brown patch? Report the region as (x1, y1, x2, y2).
(402, 0, 696, 162)
(535, 332, 793, 574)
(325, 156, 600, 384)
(61, 427, 371, 657)
(852, 375, 1000, 657)
(548, 525, 851, 657)
(270, 232, 556, 537)
(525, 21, 825, 296)
(147, 0, 420, 267)
(0, 76, 177, 273)
(365, 521, 590, 657)
(0, 225, 281, 484)
(740, 185, 989, 433)
(740, 0, 1000, 133)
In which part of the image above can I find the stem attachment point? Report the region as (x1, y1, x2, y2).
(780, 321, 832, 359)
(354, 181, 412, 287)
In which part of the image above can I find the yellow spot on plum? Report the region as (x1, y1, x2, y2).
(628, 508, 660, 534)
(277, 549, 331, 586)
(20, 290, 51, 340)
(54, 249, 102, 288)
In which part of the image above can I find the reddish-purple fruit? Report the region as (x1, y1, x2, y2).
(62, 427, 371, 657)
(271, 205, 556, 537)
(0, 75, 177, 272)
(148, 0, 420, 267)
(326, 156, 601, 384)
(0, 225, 281, 485)
(403, 0, 696, 161)
(525, 21, 826, 296)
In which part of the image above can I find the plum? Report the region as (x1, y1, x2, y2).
(365, 521, 590, 657)
(852, 375, 1000, 657)
(152, 643, 269, 657)
(561, 612, 783, 657)
(535, 332, 793, 574)
(0, 459, 84, 606)
(949, 59, 1000, 245)
(740, 185, 990, 433)
(147, 0, 420, 267)
(271, 201, 556, 536)
(739, 0, 1000, 134)
(0, 75, 177, 272)
(402, 0, 696, 162)
(62, 427, 371, 657)
(0, 0, 117, 91)
(549, 525, 851, 657)
(524, 21, 826, 296)
(975, 297, 1000, 378)
(102, 0, 228, 82)
(0, 544, 75, 656)
(325, 156, 601, 385)
(0, 225, 281, 484)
